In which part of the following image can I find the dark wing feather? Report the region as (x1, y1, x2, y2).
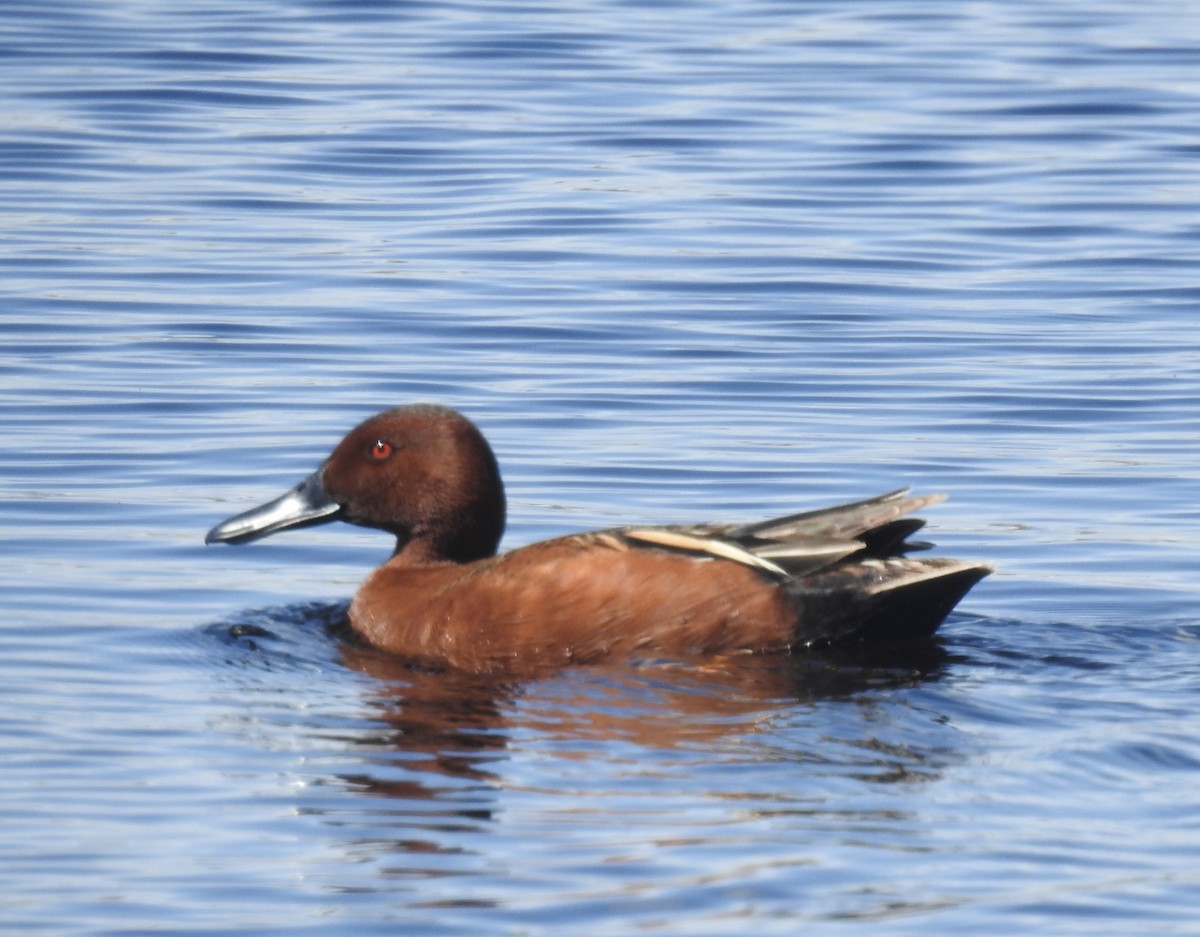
(613, 489, 945, 578)
(726, 488, 943, 543)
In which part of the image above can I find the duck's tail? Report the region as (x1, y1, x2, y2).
(787, 556, 991, 648)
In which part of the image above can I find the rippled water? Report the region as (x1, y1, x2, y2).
(3, 1, 1199, 934)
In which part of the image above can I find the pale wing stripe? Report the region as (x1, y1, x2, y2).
(623, 528, 789, 578)
(752, 540, 862, 562)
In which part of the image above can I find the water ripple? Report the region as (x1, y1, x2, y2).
(2, 0, 1200, 934)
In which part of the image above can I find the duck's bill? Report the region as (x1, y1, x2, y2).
(205, 468, 342, 545)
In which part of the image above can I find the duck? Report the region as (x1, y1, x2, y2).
(206, 404, 990, 674)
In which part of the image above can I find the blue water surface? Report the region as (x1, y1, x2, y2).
(2, 1, 1199, 934)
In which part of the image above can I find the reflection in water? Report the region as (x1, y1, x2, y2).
(213, 602, 954, 786)
(336, 620, 953, 782)
(210, 602, 961, 903)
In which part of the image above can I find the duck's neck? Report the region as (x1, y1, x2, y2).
(389, 532, 496, 567)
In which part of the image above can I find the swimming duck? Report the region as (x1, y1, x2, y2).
(206, 405, 990, 673)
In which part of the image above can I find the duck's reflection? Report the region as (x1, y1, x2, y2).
(336, 634, 952, 795)
(212, 604, 965, 897)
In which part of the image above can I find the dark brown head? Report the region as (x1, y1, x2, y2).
(206, 404, 506, 564)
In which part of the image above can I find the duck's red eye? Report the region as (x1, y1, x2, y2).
(371, 439, 393, 460)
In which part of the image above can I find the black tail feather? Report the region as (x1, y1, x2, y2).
(790, 560, 991, 648)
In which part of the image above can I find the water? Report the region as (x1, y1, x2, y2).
(2, 0, 1199, 933)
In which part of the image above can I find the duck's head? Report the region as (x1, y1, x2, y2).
(206, 405, 506, 563)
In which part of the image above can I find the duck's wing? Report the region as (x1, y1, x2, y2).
(619, 527, 855, 579)
(616, 489, 946, 579)
(725, 488, 942, 544)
